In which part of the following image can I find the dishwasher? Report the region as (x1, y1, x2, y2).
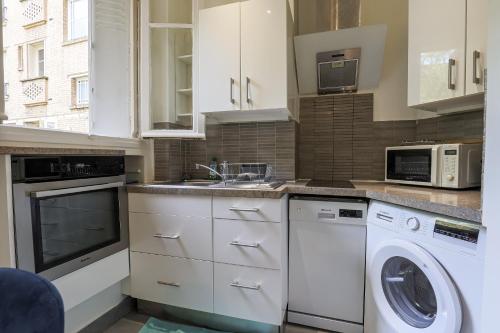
(288, 196, 367, 333)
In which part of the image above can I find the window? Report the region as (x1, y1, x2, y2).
(27, 41, 44, 78)
(76, 77, 89, 105)
(2, 6, 7, 25)
(17, 45, 23, 71)
(3, 82, 8, 100)
(68, 0, 88, 40)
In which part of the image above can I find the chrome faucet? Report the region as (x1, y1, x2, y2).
(196, 163, 227, 184)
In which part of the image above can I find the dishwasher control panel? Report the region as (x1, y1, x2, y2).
(290, 196, 368, 226)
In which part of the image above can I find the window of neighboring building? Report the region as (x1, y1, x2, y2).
(17, 45, 23, 71)
(2, 6, 7, 25)
(75, 76, 89, 106)
(3, 82, 8, 100)
(27, 41, 44, 78)
(23, 120, 41, 128)
(68, 0, 88, 40)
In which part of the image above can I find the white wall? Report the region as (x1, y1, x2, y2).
(360, 0, 433, 121)
(480, 0, 500, 330)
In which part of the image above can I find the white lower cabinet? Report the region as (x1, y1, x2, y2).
(214, 263, 282, 325)
(130, 212, 212, 261)
(128, 193, 287, 326)
(130, 252, 214, 313)
(214, 218, 281, 269)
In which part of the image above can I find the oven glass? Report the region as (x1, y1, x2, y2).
(31, 188, 121, 273)
(387, 149, 433, 182)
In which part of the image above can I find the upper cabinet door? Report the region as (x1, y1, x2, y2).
(240, 0, 287, 111)
(199, 3, 241, 113)
(466, 0, 487, 95)
(408, 0, 466, 106)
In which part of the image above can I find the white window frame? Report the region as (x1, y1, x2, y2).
(27, 40, 45, 79)
(0, 0, 142, 151)
(68, 0, 89, 40)
(76, 76, 89, 105)
(37, 48, 44, 77)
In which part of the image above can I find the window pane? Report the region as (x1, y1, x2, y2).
(2, 0, 89, 133)
(69, 0, 88, 40)
(150, 28, 193, 131)
(150, 0, 192, 24)
(77, 78, 89, 105)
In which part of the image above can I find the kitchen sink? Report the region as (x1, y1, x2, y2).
(147, 180, 284, 189)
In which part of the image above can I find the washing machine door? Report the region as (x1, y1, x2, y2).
(369, 239, 462, 333)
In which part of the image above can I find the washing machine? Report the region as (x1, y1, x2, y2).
(365, 201, 486, 333)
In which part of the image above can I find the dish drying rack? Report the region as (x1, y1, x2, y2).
(219, 162, 274, 183)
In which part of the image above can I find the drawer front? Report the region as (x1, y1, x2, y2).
(214, 263, 282, 325)
(129, 193, 212, 217)
(130, 213, 212, 261)
(213, 197, 282, 222)
(214, 219, 281, 269)
(130, 252, 213, 313)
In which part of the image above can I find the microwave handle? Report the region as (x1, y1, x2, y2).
(431, 147, 439, 186)
(31, 182, 124, 198)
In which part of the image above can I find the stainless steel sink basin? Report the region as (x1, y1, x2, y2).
(149, 180, 220, 187)
(147, 180, 284, 190)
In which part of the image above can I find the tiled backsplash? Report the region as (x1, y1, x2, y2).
(154, 93, 484, 182)
(297, 93, 484, 181)
(154, 121, 297, 181)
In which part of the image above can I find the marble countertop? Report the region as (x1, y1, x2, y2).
(128, 180, 482, 223)
(0, 146, 125, 156)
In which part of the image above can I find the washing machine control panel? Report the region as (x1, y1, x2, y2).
(434, 219, 480, 244)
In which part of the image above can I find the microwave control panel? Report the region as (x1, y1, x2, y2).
(441, 145, 459, 187)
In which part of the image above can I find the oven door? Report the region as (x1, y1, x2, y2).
(385, 146, 439, 186)
(13, 176, 128, 280)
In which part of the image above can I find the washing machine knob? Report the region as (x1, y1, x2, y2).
(406, 217, 420, 231)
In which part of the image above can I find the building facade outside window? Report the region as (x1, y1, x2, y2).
(2, 0, 89, 133)
(68, 0, 88, 40)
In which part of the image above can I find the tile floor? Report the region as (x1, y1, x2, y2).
(104, 314, 327, 333)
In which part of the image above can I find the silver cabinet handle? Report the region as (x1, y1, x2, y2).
(157, 281, 180, 287)
(246, 77, 251, 104)
(448, 58, 456, 90)
(230, 240, 260, 248)
(230, 78, 235, 104)
(473, 50, 481, 84)
(229, 207, 260, 212)
(153, 233, 180, 240)
(230, 280, 261, 290)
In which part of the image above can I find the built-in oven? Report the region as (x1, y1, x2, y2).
(12, 155, 128, 281)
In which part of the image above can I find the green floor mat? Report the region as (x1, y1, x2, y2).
(139, 318, 229, 333)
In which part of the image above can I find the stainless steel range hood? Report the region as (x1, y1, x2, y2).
(294, 0, 387, 95)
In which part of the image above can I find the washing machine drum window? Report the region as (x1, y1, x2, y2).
(370, 240, 462, 333)
(382, 256, 437, 328)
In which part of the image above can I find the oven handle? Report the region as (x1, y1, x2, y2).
(31, 182, 125, 198)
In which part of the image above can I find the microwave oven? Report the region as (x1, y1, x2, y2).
(317, 48, 360, 94)
(385, 143, 482, 189)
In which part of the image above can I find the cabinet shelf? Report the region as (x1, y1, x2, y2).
(177, 54, 193, 64)
(149, 23, 193, 29)
(177, 113, 193, 117)
(177, 88, 192, 96)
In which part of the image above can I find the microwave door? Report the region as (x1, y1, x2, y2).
(386, 149, 435, 185)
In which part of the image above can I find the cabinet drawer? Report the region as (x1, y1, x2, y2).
(130, 252, 213, 313)
(130, 213, 212, 261)
(213, 197, 282, 222)
(129, 193, 211, 217)
(214, 219, 281, 269)
(214, 263, 282, 325)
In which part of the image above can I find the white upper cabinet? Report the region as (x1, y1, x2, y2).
(466, 0, 487, 95)
(199, 0, 298, 123)
(199, 3, 241, 113)
(408, 0, 486, 113)
(240, 0, 287, 111)
(140, 0, 205, 138)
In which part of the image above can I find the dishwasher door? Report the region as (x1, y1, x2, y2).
(288, 197, 367, 331)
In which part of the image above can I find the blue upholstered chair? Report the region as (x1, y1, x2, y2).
(0, 268, 64, 333)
